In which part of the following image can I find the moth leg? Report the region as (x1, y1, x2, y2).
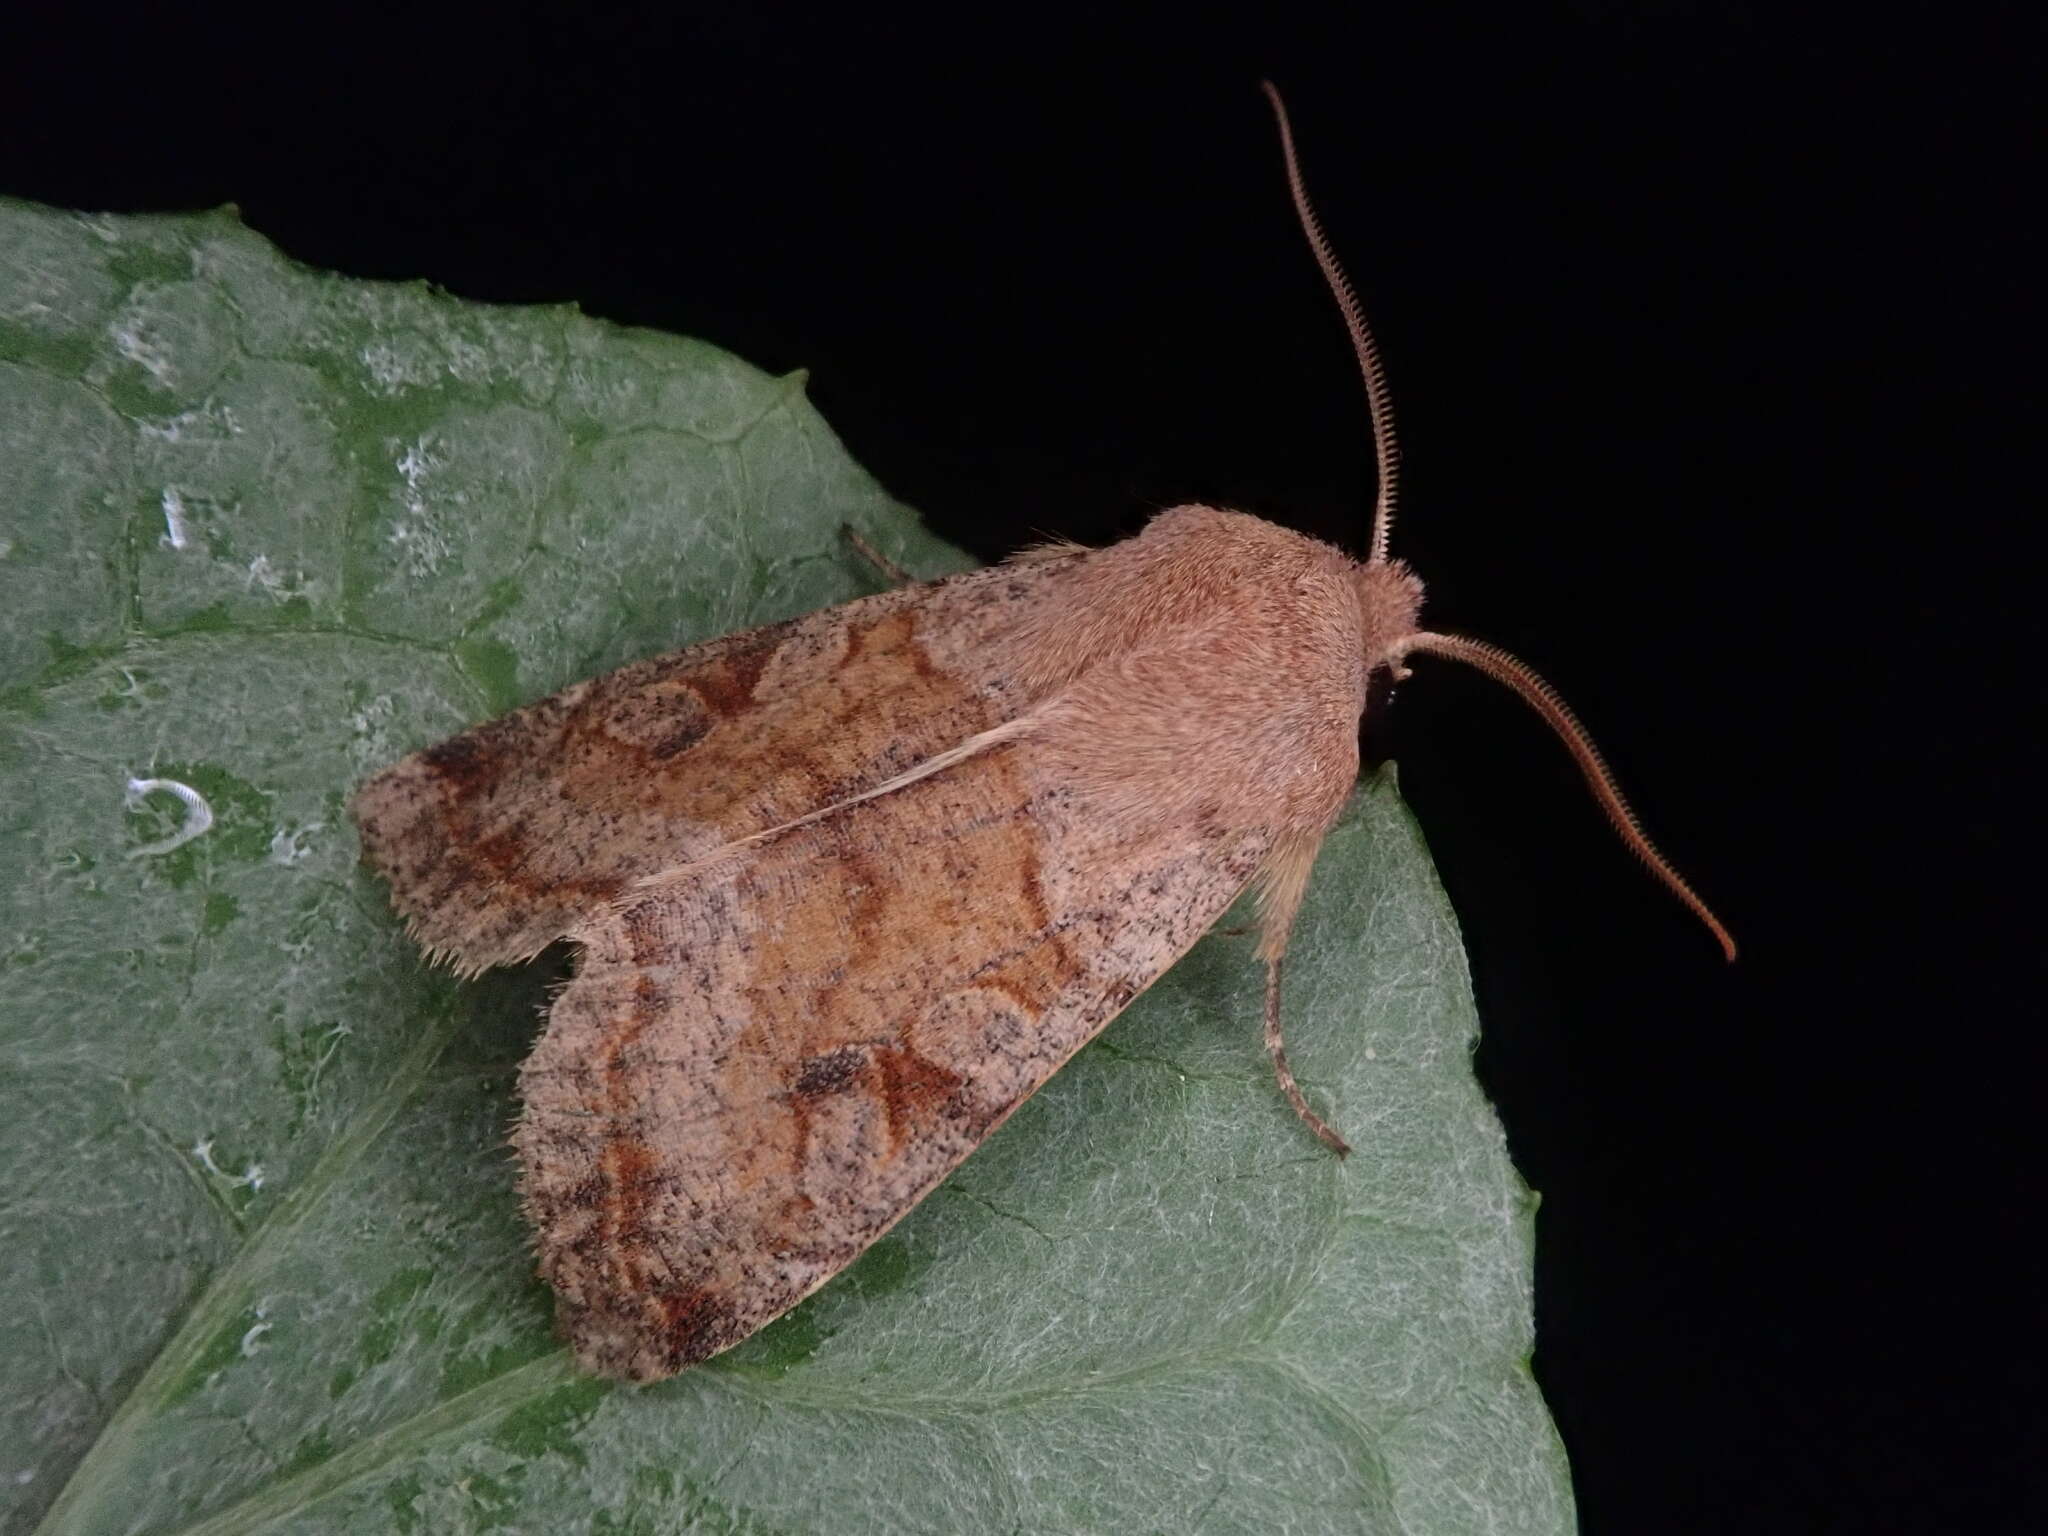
(1255, 828, 1349, 1155)
(1265, 957, 1351, 1156)
(840, 524, 917, 587)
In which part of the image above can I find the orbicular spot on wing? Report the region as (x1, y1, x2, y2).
(552, 607, 986, 841)
(557, 675, 715, 779)
(509, 632, 786, 833)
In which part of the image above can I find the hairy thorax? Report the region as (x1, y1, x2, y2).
(1008, 506, 1422, 842)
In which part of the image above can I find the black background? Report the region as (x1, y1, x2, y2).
(7, 3, 2039, 1531)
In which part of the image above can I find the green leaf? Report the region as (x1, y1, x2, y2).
(1, 202, 1573, 1535)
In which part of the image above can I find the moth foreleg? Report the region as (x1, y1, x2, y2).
(1254, 829, 1350, 1155)
(1264, 956, 1351, 1156)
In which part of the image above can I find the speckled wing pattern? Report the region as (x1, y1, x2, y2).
(523, 736, 1271, 1378)
(352, 551, 1276, 1379)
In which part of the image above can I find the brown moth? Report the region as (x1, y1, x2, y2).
(351, 82, 1732, 1382)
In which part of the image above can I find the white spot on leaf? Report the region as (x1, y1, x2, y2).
(267, 821, 322, 866)
(192, 1138, 264, 1190)
(160, 489, 191, 551)
(124, 776, 212, 857)
(240, 1302, 274, 1357)
(140, 402, 242, 444)
(111, 319, 174, 385)
(244, 554, 302, 599)
(386, 436, 452, 576)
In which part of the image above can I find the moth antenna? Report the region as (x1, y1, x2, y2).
(1260, 79, 1402, 566)
(1398, 632, 1738, 961)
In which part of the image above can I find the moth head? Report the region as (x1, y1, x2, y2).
(1264, 80, 1735, 961)
(1355, 558, 1425, 679)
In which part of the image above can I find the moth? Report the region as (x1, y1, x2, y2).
(352, 83, 1732, 1382)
